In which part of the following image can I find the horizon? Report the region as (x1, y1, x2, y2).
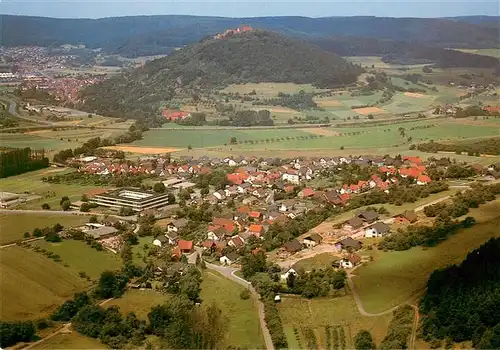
(1, 0, 499, 19)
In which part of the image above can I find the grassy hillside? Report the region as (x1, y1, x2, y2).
(0, 245, 90, 320)
(82, 30, 363, 121)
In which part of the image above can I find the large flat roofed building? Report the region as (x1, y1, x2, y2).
(92, 188, 171, 211)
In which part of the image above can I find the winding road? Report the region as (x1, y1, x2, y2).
(205, 262, 275, 350)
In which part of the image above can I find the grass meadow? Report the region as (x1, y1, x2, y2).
(220, 82, 327, 97)
(0, 245, 90, 320)
(30, 332, 106, 349)
(0, 213, 89, 244)
(105, 289, 171, 320)
(200, 271, 265, 349)
(30, 240, 122, 279)
(352, 199, 500, 313)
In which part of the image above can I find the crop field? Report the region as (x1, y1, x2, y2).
(452, 48, 500, 58)
(0, 132, 78, 151)
(135, 128, 310, 148)
(221, 82, 327, 97)
(105, 289, 171, 319)
(0, 245, 89, 320)
(0, 213, 88, 244)
(24, 128, 123, 142)
(30, 240, 122, 279)
(30, 331, 106, 349)
(381, 93, 436, 113)
(201, 271, 264, 349)
(352, 199, 500, 314)
(279, 294, 392, 348)
(0, 168, 110, 210)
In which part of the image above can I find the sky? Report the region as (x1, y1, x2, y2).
(1, 0, 499, 19)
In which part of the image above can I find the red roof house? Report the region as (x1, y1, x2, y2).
(248, 224, 264, 238)
(177, 239, 193, 253)
(162, 109, 191, 120)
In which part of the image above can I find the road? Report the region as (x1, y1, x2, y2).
(205, 262, 275, 350)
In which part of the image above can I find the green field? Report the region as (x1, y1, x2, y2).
(201, 271, 265, 349)
(452, 48, 500, 58)
(0, 245, 89, 320)
(292, 252, 339, 271)
(352, 200, 500, 313)
(0, 168, 110, 210)
(0, 132, 79, 151)
(30, 240, 122, 279)
(105, 289, 171, 319)
(221, 82, 327, 97)
(30, 331, 107, 349)
(278, 294, 392, 348)
(0, 213, 89, 244)
(135, 128, 310, 148)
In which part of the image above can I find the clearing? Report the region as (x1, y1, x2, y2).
(0, 245, 89, 320)
(105, 289, 171, 319)
(30, 240, 122, 279)
(0, 213, 88, 244)
(201, 271, 265, 349)
(352, 107, 386, 115)
(30, 331, 106, 349)
(300, 128, 339, 137)
(404, 92, 425, 98)
(279, 294, 392, 348)
(102, 145, 181, 154)
(352, 199, 500, 313)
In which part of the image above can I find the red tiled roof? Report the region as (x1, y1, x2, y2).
(178, 239, 193, 251)
(417, 175, 432, 183)
(237, 206, 250, 213)
(399, 167, 422, 178)
(403, 156, 423, 165)
(284, 185, 295, 193)
(202, 240, 215, 248)
(302, 188, 315, 197)
(249, 211, 261, 218)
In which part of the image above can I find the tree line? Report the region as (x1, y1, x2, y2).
(0, 147, 48, 178)
(417, 137, 500, 156)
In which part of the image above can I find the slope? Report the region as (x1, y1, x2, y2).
(81, 30, 363, 121)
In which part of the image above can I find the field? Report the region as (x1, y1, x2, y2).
(0, 168, 110, 210)
(0, 213, 89, 244)
(0, 132, 79, 151)
(200, 271, 265, 349)
(221, 82, 327, 97)
(452, 48, 500, 58)
(352, 199, 500, 313)
(30, 331, 106, 349)
(0, 245, 90, 320)
(292, 252, 339, 271)
(105, 289, 171, 319)
(30, 239, 122, 279)
(278, 294, 392, 348)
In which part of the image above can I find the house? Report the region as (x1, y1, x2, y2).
(282, 170, 300, 184)
(228, 235, 245, 248)
(153, 235, 168, 247)
(344, 217, 364, 230)
(202, 240, 216, 252)
(165, 231, 179, 245)
(168, 218, 188, 232)
(248, 224, 264, 238)
(177, 239, 193, 254)
(207, 227, 229, 241)
(417, 175, 432, 185)
(213, 190, 226, 201)
(280, 267, 297, 281)
(339, 254, 361, 268)
(336, 237, 362, 251)
(357, 210, 379, 223)
(220, 252, 240, 265)
(283, 239, 303, 254)
(395, 211, 418, 224)
(299, 187, 315, 199)
(303, 233, 323, 248)
(364, 222, 391, 238)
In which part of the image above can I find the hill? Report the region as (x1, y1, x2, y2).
(80, 30, 363, 123)
(420, 238, 500, 348)
(311, 36, 500, 68)
(1, 15, 498, 57)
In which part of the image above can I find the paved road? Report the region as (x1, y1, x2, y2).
(206, 262, 274, 350)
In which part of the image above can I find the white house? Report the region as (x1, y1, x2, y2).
(280, 267, 297, 281)
(282, 172, 300, 185)
(220, 252, 239, 266)
(339, 254, 361, 269)
(364, 222, 390, 238)
(303, 233, 323, 248)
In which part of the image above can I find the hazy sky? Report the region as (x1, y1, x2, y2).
(1, 0, 499, 18)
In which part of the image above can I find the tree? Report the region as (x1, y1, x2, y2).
(95, 271, 128, 299)
(89, 215, 98, 223)
(81, 194, 89, 202)
(41, 203, 50, 210)
(167, 193, 176, 204)
(119, 206, 134, 216)
(229, 136, 237, 144)
(33, 228, 43, 237)
(0, 321, 36, 348)
(187, 145, 192, 150)
(61, 200, 71, 211)
(354, 330, 376, 350)
(153, 182, 166, 193)
(23, 232, 30, 238)
(80, 203, 91, 212)
(240, 289, 250, 300)
(60, 196, 70, 206)
(200, 187, 209, 196)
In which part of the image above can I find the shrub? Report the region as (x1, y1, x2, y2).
(239, 289, 250, 300)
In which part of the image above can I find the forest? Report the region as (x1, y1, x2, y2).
(80, 30, 363, 121)
(0, 147, 49, 178)
(420, 238, 500, 348)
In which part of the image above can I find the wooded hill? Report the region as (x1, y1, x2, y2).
(420, 238, 500, 348)
(310, 36, 500, 68)
(1, 15, 498, 57)
(81, 31, 363, 122)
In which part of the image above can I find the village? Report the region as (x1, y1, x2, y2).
(9, 150, 493, 291)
